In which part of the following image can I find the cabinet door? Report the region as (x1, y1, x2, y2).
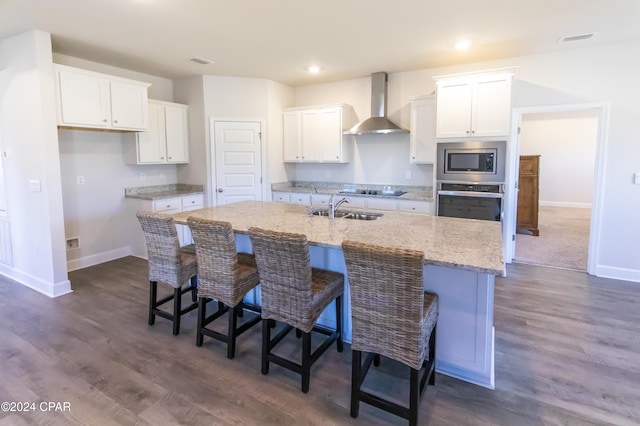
(56, 68, 111, 128)
(410, 97, 436, 163)
(435, 80, 473, 138)
(301, 110, 322, 161)
(110, 80, 149, 130)
(472, 75, 512, 137)
(283, 111, 302, 162)
(137, 102, 166, 164)
(319, 107, 343, 162)
(165, 104, 189, 163)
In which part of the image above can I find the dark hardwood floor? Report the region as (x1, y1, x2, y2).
(1, 257, 639, 425)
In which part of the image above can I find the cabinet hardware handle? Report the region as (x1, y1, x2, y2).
(160, 157, 164, 159)
(168, 157, 172, 159)
(103, 119, 108, 122)
(218, 188, 223, 193)
(113, 120, 118, 123)
(466, 130, 470, 134)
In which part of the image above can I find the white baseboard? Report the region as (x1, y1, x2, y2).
(0, 264, 72, 298)
(66, 247, 131, 272)
(594, 265, 640, 284)
(539, 201, 592, 209)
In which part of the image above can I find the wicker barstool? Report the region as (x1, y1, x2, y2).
(187, 217, 261, 359)
(248, 227, 344, 393)
(136, 211, 198, 336)
(342, 240, 438, 426)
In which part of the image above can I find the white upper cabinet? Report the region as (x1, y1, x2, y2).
(409, 95, 436, 164)
(283, 110, 303, 162)
(283, 104, 355, 163)
(54, 64, 150, 131)
(124, 100, 189, 164)
(435, 70, 514, 139)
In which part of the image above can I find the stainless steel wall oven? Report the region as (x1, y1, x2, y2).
(436, 141, 507, 222)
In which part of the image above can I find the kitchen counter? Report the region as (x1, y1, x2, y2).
(174, 200, 502, 389)
(173, 200, 503, 275)
(124, 183, 204, 200)
(272, 181, 434, 202)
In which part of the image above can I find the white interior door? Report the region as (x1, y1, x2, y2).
(213, 121, 263, 206)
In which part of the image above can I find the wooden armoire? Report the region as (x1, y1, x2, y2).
(517, 155, 541, 236)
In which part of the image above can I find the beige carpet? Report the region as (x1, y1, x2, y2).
(514, 206, 591, 271)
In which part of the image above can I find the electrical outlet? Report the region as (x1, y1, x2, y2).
(77, 176, 85, 185)
(66, 237, 80, 251)
(325, 170, 331, 178)
(405, 170, 412, 180)
(139, 172, 146, 181)
(634, 172, 640, 185)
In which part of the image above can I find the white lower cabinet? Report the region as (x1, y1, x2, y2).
(129, 193, 204, 258)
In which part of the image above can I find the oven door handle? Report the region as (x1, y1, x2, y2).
(437, 190, 503, 199)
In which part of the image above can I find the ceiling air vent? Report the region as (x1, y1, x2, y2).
(189, 57, 214, 65)
(558, 33, 596, 43)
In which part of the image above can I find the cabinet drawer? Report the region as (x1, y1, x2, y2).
(311, 194, 332, 207)
(290, 193, 311, 205)
(365, 198, 397, 211)
(272, 192, 290, 202)
(153, 197, 181, 213)
(397, 200, 432, 214)
(182, 194, 204, 211)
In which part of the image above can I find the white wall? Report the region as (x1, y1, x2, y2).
(520, 110, 598, 207)
(0, 30, 70, 296)
(58, 129, 178, 270)
(175, 75, 293, 204)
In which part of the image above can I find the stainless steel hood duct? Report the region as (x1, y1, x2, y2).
(344, 71, 408, 135)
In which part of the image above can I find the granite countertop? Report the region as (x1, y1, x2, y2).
(125, 184, 204, 200)
(271, 181, 433, 202)
(173, 200, 504, 276)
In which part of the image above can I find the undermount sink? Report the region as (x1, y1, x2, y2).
(338, 190, 407, 197)
(311, 209, 383, 220)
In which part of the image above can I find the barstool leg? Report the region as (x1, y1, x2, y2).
(261, 319, 270, 375)
(409, 367, 420, 426)
(173, 287, 181, 335)
(336, 295, 343, 352)
(429, 325, 437, 386)
(301, 332, 312, 393)
(350, 350, 361, 418)
(196, 297, 207, 346)
(227, 306, 238, 359)
(148, 281, 157, 325)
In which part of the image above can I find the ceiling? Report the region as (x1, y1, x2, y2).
(1, 0, 640, 86)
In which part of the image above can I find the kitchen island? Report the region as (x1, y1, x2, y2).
(173, 200, 504, 389)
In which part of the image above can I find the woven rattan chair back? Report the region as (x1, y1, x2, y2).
(187, 217, 243, 305)
(248, 227, 313, 328)
(342, 240, 428, 370)
(136, 211, 184, 289)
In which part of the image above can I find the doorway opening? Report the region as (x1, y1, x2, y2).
(505, 103, 608, 275)
(514, 109, 599, 271)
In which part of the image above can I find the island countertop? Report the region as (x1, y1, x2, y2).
(173, 201, 504, 276)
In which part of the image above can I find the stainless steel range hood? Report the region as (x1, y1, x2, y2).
(344, 72, 408, 135)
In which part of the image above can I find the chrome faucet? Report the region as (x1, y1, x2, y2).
(329, 192, 350, 219)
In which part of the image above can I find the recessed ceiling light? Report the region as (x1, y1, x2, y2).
(559, 33, 596, 43)
(189, 57, 214, 65)
(455, 40, 471, 50)
(308, 65, 321, 73)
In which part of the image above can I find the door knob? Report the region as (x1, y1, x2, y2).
(217, 188, 223, 192)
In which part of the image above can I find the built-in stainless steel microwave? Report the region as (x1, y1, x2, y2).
(436, 141, 506, 183)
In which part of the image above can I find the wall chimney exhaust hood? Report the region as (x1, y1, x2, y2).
(344, 71, 408, 135)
